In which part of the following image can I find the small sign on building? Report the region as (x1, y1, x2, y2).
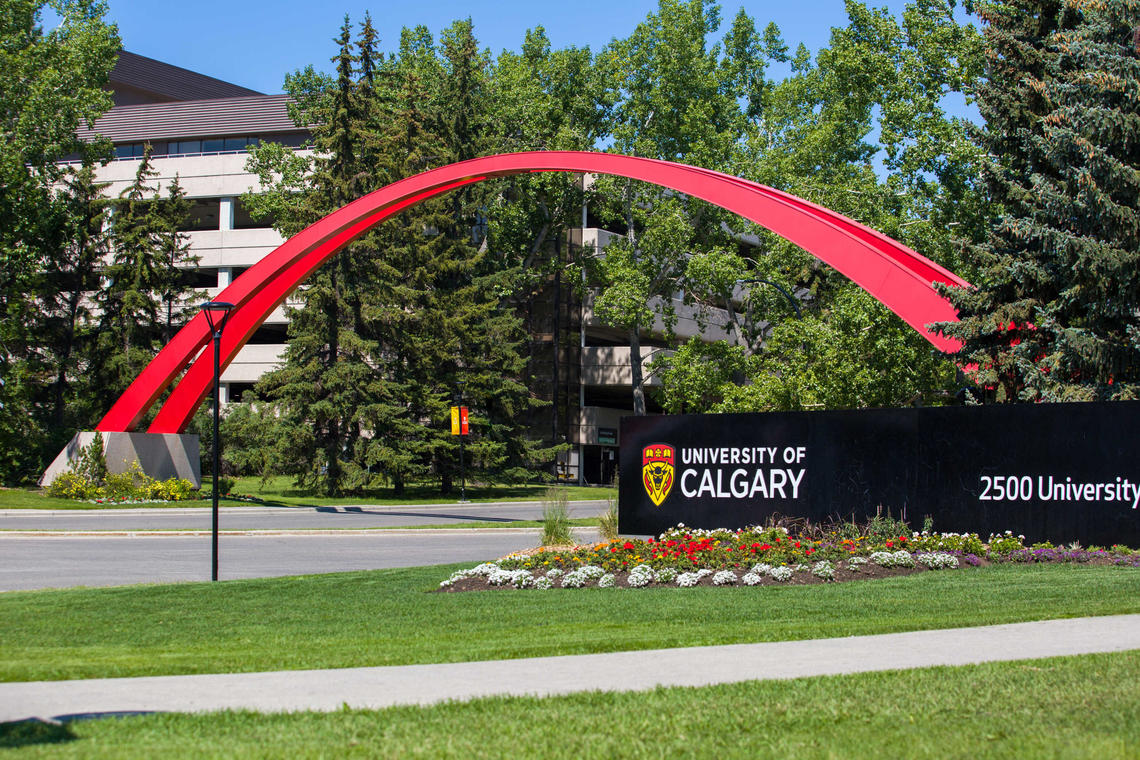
(598, 427, 618, 446)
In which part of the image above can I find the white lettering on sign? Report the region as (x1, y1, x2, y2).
(679, 466, 805, 500)
(673, 446, 809, 501)
(978, 475, 1140, 509)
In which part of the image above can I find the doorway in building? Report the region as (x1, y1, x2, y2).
(582, 445, 619, 485)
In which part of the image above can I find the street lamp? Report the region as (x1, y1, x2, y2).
(454, 381, 468, 504)
(200, 301, 234, 582)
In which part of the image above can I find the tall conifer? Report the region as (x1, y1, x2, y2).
(939, 0, 1140, 401)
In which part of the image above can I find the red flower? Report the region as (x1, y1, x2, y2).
(886, 541, 894, 548)
(623, 541, 635, 550)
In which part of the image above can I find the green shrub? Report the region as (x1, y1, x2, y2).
(48, 449, 198, 503)
(46, 471, 98, 500)
(146, 477, 195, 501)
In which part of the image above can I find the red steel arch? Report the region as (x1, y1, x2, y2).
(96, 151, 969, 434)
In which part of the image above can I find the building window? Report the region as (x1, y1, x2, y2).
(233, 198, 275, 229)
(181, 198, 220, 231)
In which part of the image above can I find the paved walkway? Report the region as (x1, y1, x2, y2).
(2, 615, 1137, 723)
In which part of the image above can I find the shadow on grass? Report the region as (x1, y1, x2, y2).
(0, 718, 77, 749)
(0, 710, 165, 748)
(271, 484, 573, 502)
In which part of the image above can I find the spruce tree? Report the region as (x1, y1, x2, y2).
(97, 146, 166, 399)
(255, 17, 384, 496)
(153, 175, 196, 345)
(939, 0, 1139, 401)
(34, 163, 110, 432)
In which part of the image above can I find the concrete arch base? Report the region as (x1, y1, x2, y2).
(39, 432, 201, 489)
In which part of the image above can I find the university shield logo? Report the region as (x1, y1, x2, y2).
(642, 444, 675, 507)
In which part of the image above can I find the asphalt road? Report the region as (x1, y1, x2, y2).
(0, 528, 602, 592)
(0, 500, 609, 532)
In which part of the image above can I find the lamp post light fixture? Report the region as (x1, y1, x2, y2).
(200, 301, 234, 582)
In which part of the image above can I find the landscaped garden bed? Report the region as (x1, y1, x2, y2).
(439, 523, 1140, 591)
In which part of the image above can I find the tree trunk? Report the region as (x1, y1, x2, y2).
(629, 326, 646, 416)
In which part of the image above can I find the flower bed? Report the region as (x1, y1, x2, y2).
(438, 523, 1139, 592)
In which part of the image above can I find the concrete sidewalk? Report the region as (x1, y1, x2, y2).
(2, 615, 1137, 723)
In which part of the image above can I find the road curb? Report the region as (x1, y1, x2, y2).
(0, 527, 602, 538)
(0, 499, 611, 517)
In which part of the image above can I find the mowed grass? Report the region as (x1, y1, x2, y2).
(3, 652, 1137, 758)
(0, 480, 615, 509)
(2, 563, 1137, 682)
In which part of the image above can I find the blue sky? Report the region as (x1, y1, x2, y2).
(96, 0, 916, 94)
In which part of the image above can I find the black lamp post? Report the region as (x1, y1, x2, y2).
(455, 381, 468, 503)
(200, 301, 234, 582)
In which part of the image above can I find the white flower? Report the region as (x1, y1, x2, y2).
(769, 566, 793, 582)
(742, 572, 764, 586)
(561, 570, 590, 588)
(533, 576, 553, 589)
(545, 568, 563, 579)
(598, 573, 616, 588)
(654, 567, 678, 584)
(750, 563, 772, 575)
(869, 550, 916, 568)
(579, 565, 606, 579)
(916, 552, 959, 570)
(676, 572, 701, 587)
(811, 560, 835, 581)
(847, 556, 868, 571)
(627, 565, 654, 588)
(488, 569, 534, 588)
(712, 570, 737, 586)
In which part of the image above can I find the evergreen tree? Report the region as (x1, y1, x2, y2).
(939, 0, 1140, 401)
(245, 17, 555, 495)
(95, 147, 176, 400)
(253, 17, 384, 496)
(33, 163, 110, 433)
(154, 175, 196, 344)
(0, 1, 117, 483)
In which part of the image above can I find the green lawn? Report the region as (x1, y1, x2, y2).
(3, 652, 1137, 758)
(0, 479, 615, 510)
(2, 563, 1137, 682)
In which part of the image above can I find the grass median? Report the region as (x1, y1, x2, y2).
(0, 480, 615, 509)
(1, 563, 1137, 682)
(3, 652, 1137, 758)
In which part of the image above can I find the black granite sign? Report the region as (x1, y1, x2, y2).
(618, 401, 1140, 546)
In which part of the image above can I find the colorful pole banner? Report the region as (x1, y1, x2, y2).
(451, 406, 470, 436)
